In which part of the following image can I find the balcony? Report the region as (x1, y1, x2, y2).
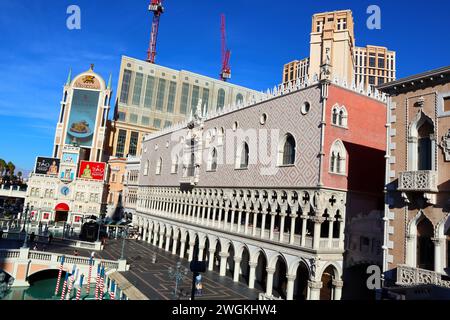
(398, 171, 438, 193)
(179, 176, 198, 186)
(396, 265, 450, 289)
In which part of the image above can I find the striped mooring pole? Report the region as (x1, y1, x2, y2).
(54, 255, 65, 295)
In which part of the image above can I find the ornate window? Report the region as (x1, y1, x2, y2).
(278, 133, 296, 166)
(207, 148, 218, 171)
(331, 105, 348, 127)
(156, 157, 162, 175)
(217, 88, 226, 110)
(236, 93, 244, 105)
(408, 111, 435, 171)
(330, 140, 347, 174)
(236, 142, 249, 169)
(171, 155, 179, 174)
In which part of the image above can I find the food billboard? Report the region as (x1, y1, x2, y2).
(65, 89, 100, 148)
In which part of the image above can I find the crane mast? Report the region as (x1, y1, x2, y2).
(220, 14, 231, 81)
(147, 0, 164, 64)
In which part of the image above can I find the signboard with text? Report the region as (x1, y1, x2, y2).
(34, 157, 60, 176)
(78, 161, 106, 181)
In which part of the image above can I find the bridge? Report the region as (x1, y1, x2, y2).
(0, 247, 128, 288)
(0, 185, 26, 200)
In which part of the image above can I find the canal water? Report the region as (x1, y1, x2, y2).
(2, 277, 111, 300)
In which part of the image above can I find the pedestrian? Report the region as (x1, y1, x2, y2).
(48, 232, 53, 245)
(30, 232, 36, 244)
(74, 250, 79, 256)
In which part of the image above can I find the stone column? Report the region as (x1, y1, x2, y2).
(244, 211, 250, 235)
(313, 218, 323, 250)
(206, 205, 212, 226)
(237, 210, 243, 233)
(265, 268, 275, 297)
(188, 241, 195, 262)
(152, 229, 158, 246)
(142, 227, 147, 242)
(233, 258, 242, 282)
(338, 219, 345, 250)
(219, 252, 229, 276)
(208, 249, 215, 271)
(248, 262, 257, 289)
(279, 213, 286, 243)
(211, 207, 217, 227)
(201, 206, 207, 225)
(147, 227, 153, 244)
(179, 240, 186, 259)
(230, 210, 235, 232)
(158, 232, 164, 249)
(301, 216, 307, 247)
(217, 207, 223, 229)
(328, 218, 334, 248)
(260, 212, 267, 239)
(269, 213, 276, 241)
(198, 246, 205, 262)
(223, 209, 229, 230)
(252, 211, 258, 237)
(286, 274, 296, 300)
(332, 280, 343, 301)
(308, 280, 322, 300)
(172, 235, 178, 255)
(432, 238, 443, 273)
(165, 235, 171, 251)
(289, 215, 297, 245)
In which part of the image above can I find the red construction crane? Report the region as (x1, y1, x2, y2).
(147, 0, 165, 64)
(220, 14, 231, 81)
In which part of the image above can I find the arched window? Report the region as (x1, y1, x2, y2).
(236, 93, 244, 105)
(171, 155, 179, 174)
(236, 142, 249, 169)
(408, 112, 435, 171)
(156, 157, 162, 175)
(416, 216, 435, 270)
(217, 88, 225, 110)
(330, 140, 347, 174)
(208, 148, 218, 171)
(278, 133, 296, 165)
(331, 105, 348, 127)
(144, 160, 149, 176)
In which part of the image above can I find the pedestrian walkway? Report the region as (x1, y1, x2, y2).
(96, 240, 261, 300)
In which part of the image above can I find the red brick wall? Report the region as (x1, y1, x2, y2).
(323, 85, 387, 195)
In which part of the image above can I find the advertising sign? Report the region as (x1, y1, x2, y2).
(78, 161, 106, 181)
(62, 152, 79, 165)
(43, 213, 51, 220)
(65, 89, 100, 148)
(35, 157, 60, 176)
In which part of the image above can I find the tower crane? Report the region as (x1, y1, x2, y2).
(220, 14, 231, 81)
(147, 0, 165, 64)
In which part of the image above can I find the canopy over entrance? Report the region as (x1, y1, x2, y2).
(55, 203, 70, 212)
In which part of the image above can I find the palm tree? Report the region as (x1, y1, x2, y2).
(0, 159, 6, 178)
(6, 162, 15, 178)
(17, 171, 23, 182)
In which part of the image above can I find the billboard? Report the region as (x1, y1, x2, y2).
(78, 161, 106, 181)
(62, 152, 79, 165)
(65, 89, 100, 148)
(35, 157, 60, 176)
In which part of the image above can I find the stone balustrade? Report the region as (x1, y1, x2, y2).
(398, 171, 438, 192)
(396, 265, 450, 289)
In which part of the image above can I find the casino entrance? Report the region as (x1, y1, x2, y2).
(54, 203, 70, 223)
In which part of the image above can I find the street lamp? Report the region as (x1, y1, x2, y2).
(22, 204, 33, 249)
(120, 226, 128, 260)
(168, 262, 189, 300)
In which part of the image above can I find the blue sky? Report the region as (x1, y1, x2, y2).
(0, 0, 449, 173)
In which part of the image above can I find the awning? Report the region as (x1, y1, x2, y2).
(55, 203, 70, 211)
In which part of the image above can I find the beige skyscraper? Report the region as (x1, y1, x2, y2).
(282, 9, 396, 87)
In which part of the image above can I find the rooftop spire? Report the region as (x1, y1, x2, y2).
(107, 73, 112, 90)
(66, 68, 72, 85)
